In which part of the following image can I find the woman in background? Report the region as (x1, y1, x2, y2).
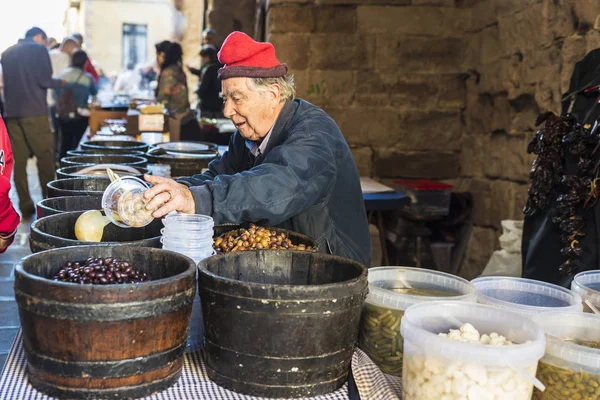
(155, 41, 190, 114)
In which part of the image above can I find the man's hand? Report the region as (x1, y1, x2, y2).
(143, 175, 196, 218)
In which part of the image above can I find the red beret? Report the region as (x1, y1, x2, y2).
(217, 31, 287, 80)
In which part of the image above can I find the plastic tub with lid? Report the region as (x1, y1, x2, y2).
(531, 311, 600, 399)
(401, 301, 546, 400)
(571, 270, 600, 313)
(394, 179, 452, 218)
(358, 267, 476, 376)
(102, 176, 154, 228)
(472, 276, 583, 316)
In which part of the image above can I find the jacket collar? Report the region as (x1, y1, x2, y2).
(254, 100, 297, 163)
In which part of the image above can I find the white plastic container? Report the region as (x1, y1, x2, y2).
(472, 276, 583, 316)
(359, 267, 477, 376)
(532, 311, 600, 399)
(160, 227, 214, 241)
(160, 236, 213, 250)
(401, 301, 546, 400)
(571, 270, 600, 313)
(162, 214, 214, 230)
(102, 176, 154, 228)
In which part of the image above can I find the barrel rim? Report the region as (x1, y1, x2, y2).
(60, 154, 148, 167)
(36, 195, 103, 216)
(15, 245, 197, 292)
(56, 164, 149, 179)
(81, 140, 148, 150)
(198, 250, 368, 292)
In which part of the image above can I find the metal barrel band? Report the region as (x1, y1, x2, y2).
(23, 341, 186, 378)
(14, 288, 194, 321)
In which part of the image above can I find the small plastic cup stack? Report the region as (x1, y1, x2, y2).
(161, 214, 215, 265)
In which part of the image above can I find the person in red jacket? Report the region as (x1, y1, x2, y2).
(0, 116, 20, 253)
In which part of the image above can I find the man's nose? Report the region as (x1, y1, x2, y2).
(223, 98, 235, 119)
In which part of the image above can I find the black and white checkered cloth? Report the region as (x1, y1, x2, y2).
(0, 330, 402, 400)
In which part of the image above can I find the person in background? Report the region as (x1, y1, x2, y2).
(72, 32, 100, 84)
(155, 41, 189, 114)
(1, 27, 64, 219)
(0, 116, 20, 253)
(47, 37, 59, 50)
(54, 50, 97, 158)
(202, 29, 218, 48)
(189, 44, 223, 118)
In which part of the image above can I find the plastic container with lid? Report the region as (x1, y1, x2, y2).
(162, 214, 214, 230)
(401, 301, 546, 400)
(571, 270, 600, 313)
(531, 311, 600, 399)
(160, 236, 213, 250)
(472, 276, 583, 316)
(102, 176, 154, 228)
(394, 179, 452, 218)
(358, 267, 476, 376)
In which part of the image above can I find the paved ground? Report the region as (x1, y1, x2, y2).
(0, 158, 42, 371)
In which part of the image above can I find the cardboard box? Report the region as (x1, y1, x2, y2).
(89, 109, 128, 135)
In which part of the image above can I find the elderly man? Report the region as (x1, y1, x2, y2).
(144, 31, 371, 266)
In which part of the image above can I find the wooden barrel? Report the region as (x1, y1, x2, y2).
(213, 224, 318, 252)
(67, 149, 146, 157)
(36, 196, 103, 218)
(30, 211, 162, 253)
(145, 148, 217, 178)
(56, 165, 149, 180)
(47, 177, 111, 198)
(81, 140, 149, 154)
(60, 155, 147, 168)
(15, 245, 196, 399)
(198, 251, 368, 398)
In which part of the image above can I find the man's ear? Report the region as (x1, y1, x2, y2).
(268, 84, 281, 107)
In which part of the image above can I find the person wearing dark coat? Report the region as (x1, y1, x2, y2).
(189, 45, 223, 118)
(142, 31, 371, 267)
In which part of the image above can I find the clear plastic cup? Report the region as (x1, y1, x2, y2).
(401, 301, 546, 400)
(160, 227, 213, 241)
(102, 176, 154, 228)
(359, 267, 477, 376)
(162, 214, 214, 231)
(571, 270, 600, 313)
(532, 311, 600, 399)
(160, 236, 214, 250)
(472, 276, 583, 316)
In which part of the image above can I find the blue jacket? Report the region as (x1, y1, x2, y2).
(53, 67, 97, 109)
(1, 39, 61, 118)
(178, 99, 372, 266)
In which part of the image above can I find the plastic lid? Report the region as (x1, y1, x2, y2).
(394, 179, 453, 191)
(533, 312, 600, 373)
(102, 176, 153, 228)
(572, 270, 600, 307)
(162, 213, 214, 226)
(472, 277, 583, 316)
(401, 301, 546, 367)
(365, 267, 477, 311)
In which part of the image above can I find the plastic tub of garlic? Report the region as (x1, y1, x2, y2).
(531, 311, 600, 400)
(472, 276, 583, 317)
(359, 267, 477, 376)
(401, 301, 546, 400)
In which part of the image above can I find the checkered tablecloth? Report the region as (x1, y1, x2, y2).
(0, 330, 402, 400)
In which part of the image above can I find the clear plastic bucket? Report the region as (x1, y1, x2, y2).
(571, 270, 600, 313)
(532, 311, 600, 399)
(401, 301, 546, 400)
(472, 276, 583, 316)
(102, 176, 154, 228)
(359, 267, 477, 376)
(162, 214, 214, 230)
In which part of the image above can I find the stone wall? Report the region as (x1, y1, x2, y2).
(264, 0, 600, 277)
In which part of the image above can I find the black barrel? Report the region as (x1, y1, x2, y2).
(57, 164, 149, 180)
(15, 245, 196, 399)
(81, 140, 149, 154)
(60, 155, 147, 168)
(66, 149, 146, 157)
(47, 177, 111, 198)
(146, 148, 217, 178)
(30, 211, 162, 253)
(36, 196, 103, 218)
(198, 251, 368, 398)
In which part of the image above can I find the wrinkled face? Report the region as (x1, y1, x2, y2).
(222, 77, 278, 142)
(156, 51, 166, 67)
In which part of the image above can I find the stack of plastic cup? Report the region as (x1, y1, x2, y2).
(161, 214, 215, 264)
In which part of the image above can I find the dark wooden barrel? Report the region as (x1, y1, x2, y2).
(36, 195, 102, 218)
(15, 245, 196, 399)
(47, 177, 111, 198)
(56, 164, 148, 180)
(213, 224, 318, 251)
(30, 211, 162, 253)
(67, 149, 146, 157)
(145, 150, 217, 178)
(60, 155, 147, 168)
(198, 251, 368, 398)
(81, 140, 149, 154)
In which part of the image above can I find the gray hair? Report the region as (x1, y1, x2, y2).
(246, 75, 296, 103)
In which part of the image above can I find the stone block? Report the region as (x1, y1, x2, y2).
(268, 33, 310, 70)
(477, 59, 511, 94)
(460, 226, 498, 280)
(327, 107, 401, 146)
(357, 6, 470, 37)
(480, 25, 503, 64)
(391, 75, 439, 110)
(314, 6, 357, 33)
(374, 149, 460, 179)
(311, 34, 375, 70)
(585, 29, 600, 54)
(485, 135, 531, 182)
(315, 0, 410, 4)
(267, 4, 315, 33)
(305, 70, 355, 107)
(468, 178, 493, 226)
(459, 134, 488, 178)
(508, 93, 539, 135)
(268, 0, 316, 5)
(573, 0, 600, 30)
(497, 4, 550, 54)
(438, 75, 466, 109)
(493, 0, 543, 17)
(355, 72, 393, 107)
(397, 111, 463, 152)
(412, 0, 456, 6)
(377, 36, 465, 74)
(350, 146, 373, 176)
(490, 180, 528, 228)
(471, 0, 497, 32)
